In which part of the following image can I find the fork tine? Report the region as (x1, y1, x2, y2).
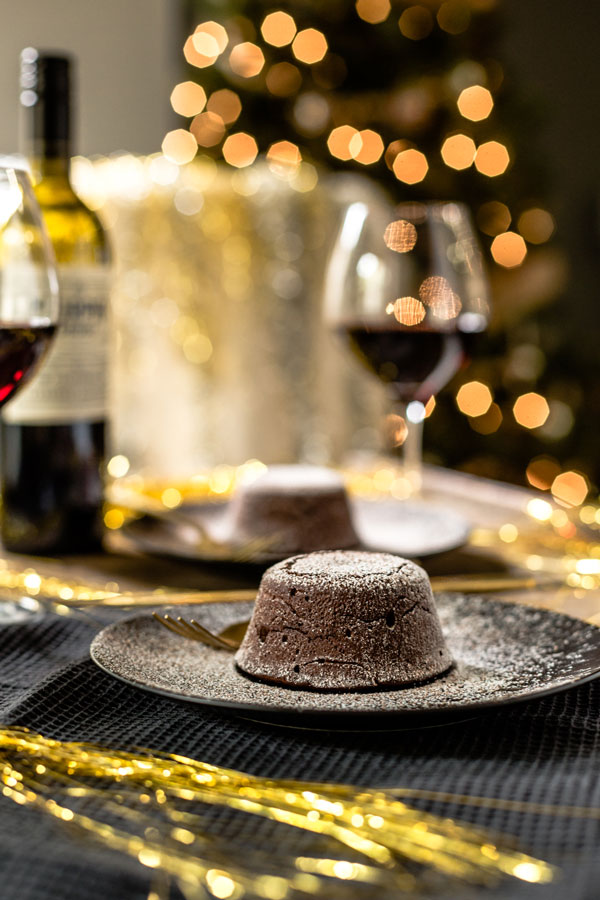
(152, 612, 188, 638)
(174, 615, 212, 642)
(187, 618, 238, 650)
(152, 610, 241, 651)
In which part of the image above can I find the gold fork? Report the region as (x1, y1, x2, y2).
(152, 612, 247, 650)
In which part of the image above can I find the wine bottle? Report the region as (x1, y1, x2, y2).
(0, 50, 110, 553)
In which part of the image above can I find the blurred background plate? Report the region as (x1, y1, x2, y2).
(109, 497, 470, 564)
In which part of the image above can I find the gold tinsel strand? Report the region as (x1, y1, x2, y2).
(0, 727, 554, 897)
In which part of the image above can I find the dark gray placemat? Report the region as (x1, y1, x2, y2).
(1, 610, 600, 899)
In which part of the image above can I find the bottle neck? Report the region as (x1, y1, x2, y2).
(20, 54, 73, 184)
(28, 141, 71, 181)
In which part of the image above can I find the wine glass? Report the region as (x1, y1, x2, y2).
(0, 161, 59, 621)
(325, 198, 490, 493)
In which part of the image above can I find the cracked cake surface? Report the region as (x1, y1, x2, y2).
(234, 550, 453, 691)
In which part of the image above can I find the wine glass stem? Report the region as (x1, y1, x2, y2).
(396, 401, 423, 497)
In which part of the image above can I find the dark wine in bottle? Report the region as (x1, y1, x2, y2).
(1, 51, 110, 554)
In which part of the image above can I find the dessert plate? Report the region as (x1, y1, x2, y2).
(111, 499, 470, 564)
(90, 595, 600, 727)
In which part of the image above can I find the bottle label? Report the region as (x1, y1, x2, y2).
(3, 265, 110, 424)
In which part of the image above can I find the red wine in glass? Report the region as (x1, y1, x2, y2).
(0, 324, 56, 408)
(340, 322, 476, 402)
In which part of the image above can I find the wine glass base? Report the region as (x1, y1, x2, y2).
(0, 595, 43, 625)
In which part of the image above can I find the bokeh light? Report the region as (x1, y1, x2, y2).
(407, 400, 426, 423)
(469, 402, 502, 434)
(207, 89, 242, 124)
(267, 140, 302, 173)
(161, 487, 183, 509)
(327, 125, 359, 160)
(170, 82, 207, 118)
(457, 85, 494, 121)
(392, 148, 428, 184)
(293, 92, 330, 135)
(190, 112, 225, 147)
(540, 399, 574, 440)
(499, 523, 518, 542)
(491, 231, 527, 267)
(184, 34, 218, 68)
(477, 200, 511, 236)
(419, 275, 460, 318)
(513, 392, 550, 428)
(183, 333, 213, 364)
(107, 455, 130, 478)
(104, 509, 125, 530)
(456, 381, 493, 417)
(449, 60, 488, 93)
(385, 414, 408, 447)
(551, 471, 589, 507)
(526, 456, 561, 491)
(437, 0, 471, 34)
(292, 29, 328, 64)
(384, 219, 418, 253)
(399, 6, 434, 40)
(229, 42, 265, 77)
(385, 140, 407, 170)
(261, 11, 297, 46)
(387, 296, 426, 326)
(266, 62, 302, 96)
(161, 129, 197, 165)
(527, 498, 553, 522)
(194, 21, 228, 54)
(222, 132, 258, 167)
(192, 32, 220, 58)
(518, 208, 555, 244)
(441, 134, 476, 170)
(356, 0, 391, 24)
(349, 129, 385, 164)
(474, 140, 510, 176)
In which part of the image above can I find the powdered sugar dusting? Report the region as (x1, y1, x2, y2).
(282, 550, 413, 579)
(91, 594, 600, 719)
(243, 465, 346, 494)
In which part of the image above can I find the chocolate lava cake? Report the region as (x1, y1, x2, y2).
(228, 466, 358, 555)
(235, 550, 452, 691)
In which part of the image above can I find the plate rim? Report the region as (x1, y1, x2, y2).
(90, 596, 600, 721)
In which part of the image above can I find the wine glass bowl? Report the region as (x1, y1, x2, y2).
(325, 198, 490, 490)
(0, 162, 59, 622)
(0, 163, 59, 406)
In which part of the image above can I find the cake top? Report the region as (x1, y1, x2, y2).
(267, 549, 425, 590)
(241, 465, 346, 494)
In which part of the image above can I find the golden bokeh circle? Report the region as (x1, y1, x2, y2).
(292, 28, 328, 64)
(222, 132, 259, 168)
(384, 220, 418, 253)
(491, 231, 527, 267)
(392, 148, 428, 184)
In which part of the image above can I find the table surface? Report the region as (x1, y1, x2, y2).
(2, 467, 600, 900)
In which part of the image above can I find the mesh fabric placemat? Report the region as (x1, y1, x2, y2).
(1, 612, 600, 899)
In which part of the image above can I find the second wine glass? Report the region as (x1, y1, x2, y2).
(325, 199, 490, 493)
